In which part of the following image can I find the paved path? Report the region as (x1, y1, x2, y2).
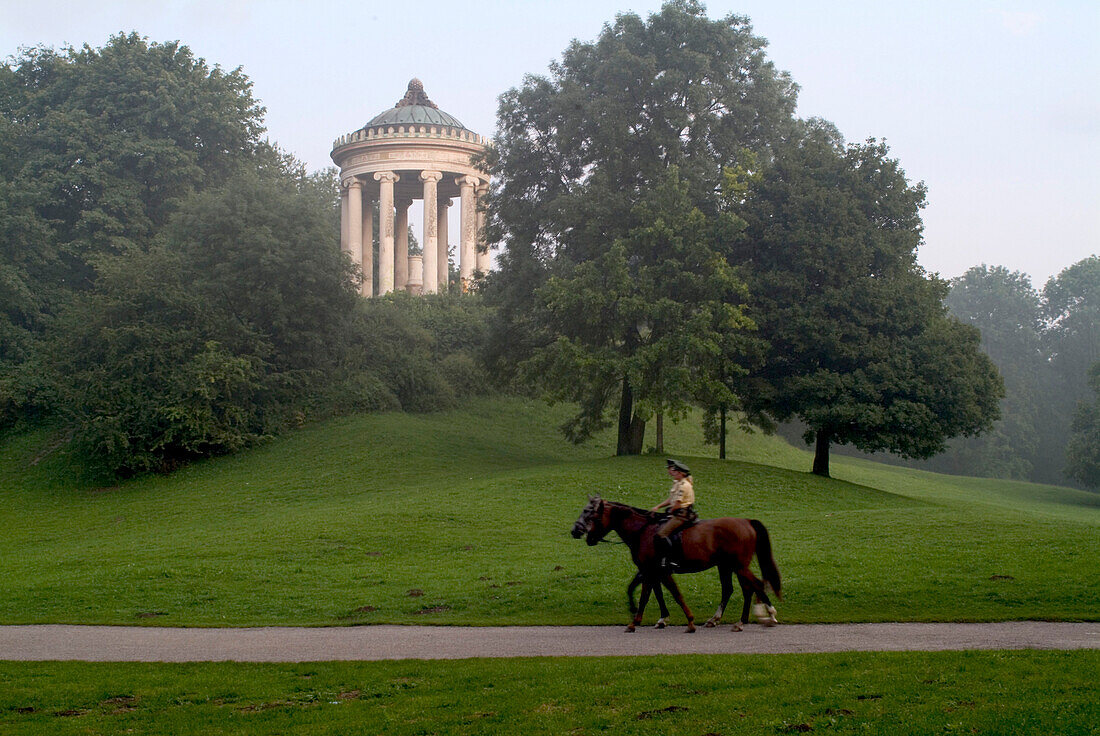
(1, 622, 1097, 662)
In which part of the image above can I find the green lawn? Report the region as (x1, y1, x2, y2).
(1, 652, 1097, 735)
(1, 397, 1097, 626)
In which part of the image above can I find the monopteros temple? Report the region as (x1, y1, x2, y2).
(331, 79, 491, 296)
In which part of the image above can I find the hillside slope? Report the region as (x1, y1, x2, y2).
(1, 398, 1096, 626)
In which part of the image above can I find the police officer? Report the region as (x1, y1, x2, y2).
(651, 459, 698, 569)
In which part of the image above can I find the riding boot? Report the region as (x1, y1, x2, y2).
(657, 537, 676, 570)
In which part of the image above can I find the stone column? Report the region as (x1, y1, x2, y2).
(476, 182, 491, 276)
(346, 179, 364, 281)
(420, 171, 442, 294)
(374, 171, 399, 294)
(395, 197, 412, 291)
(407, 255, 424, 295)
(340, 185, 350, 255)
(456, 175, 478, 292)
(437, 198, 451, 292)
(361, 197, 374, 297)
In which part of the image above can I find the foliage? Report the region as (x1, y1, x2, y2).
(1066, 363, 1100, 488)
(517, 169, 758, 452)
(885, 258, 1100, 487)
(0, 33, 271, 427)
(44, 163, 495, 476)
(485, 0, 797, 453)
(832, 257, 1100, 489)
(913, 265, 1045, 479)
(1042, 256, 1100, 481)
(346, 292, 493, 414)
(1, 33, 497, 476)
(159, 169, 357, 378)
(732, 124, 1003, 476)
(46, 170, 357, 475)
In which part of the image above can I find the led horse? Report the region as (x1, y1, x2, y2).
(572, 496, 781, 632)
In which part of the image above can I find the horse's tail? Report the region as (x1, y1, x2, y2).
(750, 519, 782, 601)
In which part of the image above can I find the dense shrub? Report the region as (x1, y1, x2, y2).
(347, 293, 494, 413)
(47, 170, 358, 475)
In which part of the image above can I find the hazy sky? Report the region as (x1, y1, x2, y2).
(2, 0, 1097, 285)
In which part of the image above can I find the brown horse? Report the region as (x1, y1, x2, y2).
(572, 495, 781, 632)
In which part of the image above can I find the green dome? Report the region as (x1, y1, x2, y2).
(366, 79, 467, 130)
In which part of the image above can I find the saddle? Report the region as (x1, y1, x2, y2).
(657, 511, 699, 569)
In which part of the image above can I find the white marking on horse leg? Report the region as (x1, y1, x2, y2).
(704, 606, 724, 628)
(730, 622, 743, 632)
(752, 603, 767, 621)
(762, 605, 778, 626)
(654, 617, 668, 629)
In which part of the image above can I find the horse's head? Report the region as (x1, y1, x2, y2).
(572, 495, 612, 546)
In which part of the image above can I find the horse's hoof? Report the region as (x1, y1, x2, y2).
(704, 620, 717, 628)
(625, 625, 636, 633)
(685, 624, 696, 634)
(654, 619, 667, 629)
(731, 622, 744, 632)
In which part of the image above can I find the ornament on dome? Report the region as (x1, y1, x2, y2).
(395, 78, 438, 109)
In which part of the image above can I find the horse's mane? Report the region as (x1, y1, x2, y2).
(602, 500, 663, 521)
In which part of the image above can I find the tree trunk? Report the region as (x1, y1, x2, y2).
(628, 413, 646, 455)
(616, 377, 647, 455)
(617, 377, 635, 456)
(656, 413, 664, 454)
(812, 428, 831, 477)
(719, 405, 727, 460)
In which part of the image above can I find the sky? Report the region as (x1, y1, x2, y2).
(1, 0, 1097, 285)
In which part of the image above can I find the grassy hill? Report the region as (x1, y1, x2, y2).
(1, 397, 1097, 626)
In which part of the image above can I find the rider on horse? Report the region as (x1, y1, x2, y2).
(651, 459, 699, 569)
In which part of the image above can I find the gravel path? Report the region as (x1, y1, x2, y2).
(1, 622, 1096, 662)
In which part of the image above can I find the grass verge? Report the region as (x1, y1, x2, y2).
(1, 651, 1096, 735)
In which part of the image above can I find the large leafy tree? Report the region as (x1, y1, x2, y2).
(485, 0, 797, 453)
(0, 33, 270, 425)
(732, 123, 1003, 476)
(47, 169, 359, 476)
(1066, 362, 1100, 490)
(1041, 256, 1100, 483)
(1044, 256, 1100, 382)
(518, 169, 757, 453)
(935, 265, 1046, 479)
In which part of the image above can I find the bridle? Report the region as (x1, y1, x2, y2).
(571, 497, 625, 544)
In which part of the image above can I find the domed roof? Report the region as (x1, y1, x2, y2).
(366, 79, 467, 130)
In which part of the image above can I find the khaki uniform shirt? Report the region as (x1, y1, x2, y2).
(665, 477, 695, 509)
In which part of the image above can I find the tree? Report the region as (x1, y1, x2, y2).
(1066, 362, 1100, 489)
(1044, 256, 1100, 382)
(0, 33, 266, 289)
(934, 265, 1046, 479)
(485, 0, 797, 453)
(47, 169, 359, 475)
(517, 169, 756, 453)
(1041, 256, 1100, 483)
(0, 33, 271, 427)
(732, 124, 1003, 476)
